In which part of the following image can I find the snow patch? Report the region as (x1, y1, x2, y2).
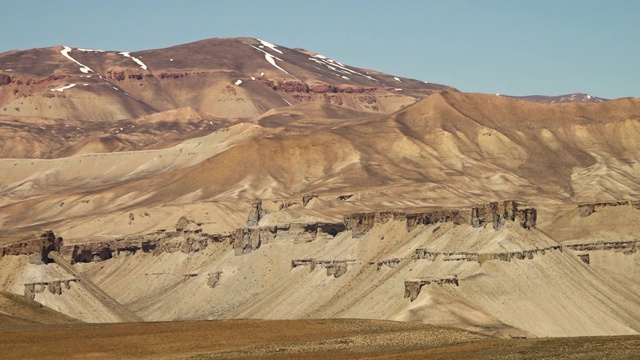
(83, 83, 89, 86)
(309, 54, 378, 81)
(342, 76, 350, 80)
(251, 77, 256, 80)
(394, 77, 401, 82)
(77, 48, 105, 53)
(60, 46, 94, 73)
(119, 52, 148, 71)
(394, 88, 402, 91)
(247, 44, 295, 78)
(170, 59, 174, 62)
(260, 72, 264, 76)
(257, 39, 283, 54)
(50, 84, 76, 92)
(282, 98, 293, 106)
(234, 79, 243, 86)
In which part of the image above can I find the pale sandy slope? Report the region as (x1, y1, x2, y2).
(50, 218, 640, 338)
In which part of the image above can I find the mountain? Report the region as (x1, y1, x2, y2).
(0, 37, 452, 121)
(0, 37, 639, 340)
(503, 92, 607, 103)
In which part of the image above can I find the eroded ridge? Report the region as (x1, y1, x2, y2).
(291, 259, 359, 278)
(404, 277, 460, 302)
(344, 200, 537, 238)
(413, 246, 564, 263)
(578, 200, 640, 217)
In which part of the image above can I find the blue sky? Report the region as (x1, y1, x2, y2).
(2, 0, 638, 99)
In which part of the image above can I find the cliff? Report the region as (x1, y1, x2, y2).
(344, 201, 537, 238)
(0, 231, 62, 264)
(578, 200, 640, 217)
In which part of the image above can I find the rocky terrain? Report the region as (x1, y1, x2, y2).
(1, 37, 640, 348)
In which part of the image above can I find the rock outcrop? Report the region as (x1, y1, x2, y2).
(207, 272, 222, 288)
(233, 222, 346, 255)
(344, 201, 537, 238)
(23, 279, 76, 300)
(0, 74, 12, 86)
(291, 259, 358, 278)
(404, 277, 459, 302)
(414, 245, 563, 263)
(471, 201, 537, 229)
(565, 240, 638, 255)
(0, 231, 62, 264)
(302, 194, 318, 207)
(245, 199, 265, 226)
(578, 200, 640, 217)
(62, 229, 232, 264)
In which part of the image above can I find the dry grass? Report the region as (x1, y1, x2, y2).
(0, 319, 638, 359)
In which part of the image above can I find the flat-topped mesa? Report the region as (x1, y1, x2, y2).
(578, 200, 640, 217)
(0, 231, 62, 264)
(344, 201, 537, 238)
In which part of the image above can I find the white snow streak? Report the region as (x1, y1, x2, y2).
(77, 48, 105, 53)
(119, 52, 148, 71)
(251, 77, 256, 80)
(247, 44, 296, 78)
(234, 79, 243, 85)
(282, 98, 293, 106)
(50, 84, 76, 92)
(309, 54, 378, 81)
(257, 39, 283, 54)
(394, 77, 401, 82)
(60, 46, 94, 73)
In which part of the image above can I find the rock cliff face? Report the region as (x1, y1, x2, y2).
(404, 277, 459, 302)
(291, 259, 358, 278)
(578, 200, 640, 217)
(62, 229, 232, 264)
(245, 199, 264, 227)
(414, 245, 563, 263)
(233, 222, 346, 255)
(565, 240, 638, 255)
(23, 279, 76, 300)
(344, 201, 537, 238)
(0, 231, 62, 264)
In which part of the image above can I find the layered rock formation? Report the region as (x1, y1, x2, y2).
(23, 279, 76, 300)
(578, 200, 640, 217)
(413, 246, 563, 263)
(63, 229, 232, 264)
(404, 277, 460, 302)
(0, 231, 62, 264)
(233, 222, 346, 255)
(344, 201, 537, 238)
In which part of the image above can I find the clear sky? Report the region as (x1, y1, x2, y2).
(2, 0, 638, 99)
